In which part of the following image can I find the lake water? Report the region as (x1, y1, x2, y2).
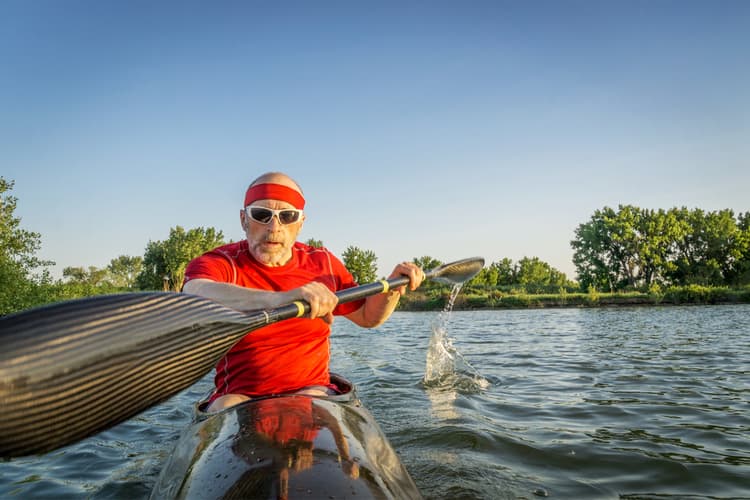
(1, 304, 749, 499)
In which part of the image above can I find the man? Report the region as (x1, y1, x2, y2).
(183, 172, 423, 411)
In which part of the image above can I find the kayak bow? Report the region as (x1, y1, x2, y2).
(150, 374, 422, 499)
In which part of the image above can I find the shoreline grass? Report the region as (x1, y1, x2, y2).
(398, 285, 750, 311)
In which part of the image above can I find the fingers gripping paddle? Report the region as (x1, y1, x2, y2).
(0, 257, 483, 458)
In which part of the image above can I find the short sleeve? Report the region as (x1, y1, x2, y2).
(327, 251, 366, 316)
(183, 250, 235, 286)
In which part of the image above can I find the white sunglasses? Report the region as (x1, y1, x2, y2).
(245, 205, 304, 225)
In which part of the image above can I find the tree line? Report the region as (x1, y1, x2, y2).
(572, 205, 750, 292)
(2, 177, 748, 315)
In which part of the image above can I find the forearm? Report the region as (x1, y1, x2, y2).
(183, 278, 295, 312)
(345, 261, 424, 328)
(346, 289, 402, 328)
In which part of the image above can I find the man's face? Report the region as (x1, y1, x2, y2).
(241, 199, 304, 266)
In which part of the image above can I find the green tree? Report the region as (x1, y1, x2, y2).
(572, 205, 653, 291)
(135, 226, 225, 291)
(516, 256, 569, 293)
(342, 246, 378, 284)
(412, 256, 443, 272)
(702, 209, 745, 286)
(480, 262, 499, 287)
(107, 255, 143, 289)
(573, 205, 749, 290)
(63, 266, 109, 286)
(138, 240, 168, 290)
(467, 267, 494, 287)
(636, 208, 687, 286)
(668, 208, 745, 286)
(56, 265, 119, 298)
(492, 258, 517, 286)
(734, 212, 750, 285)
(606, 205, 641, 288)
(305, 238, 324, 248)
(0, 177, 54, 314)
(411, 256, 444, 289)
(571, 207, 621, 291)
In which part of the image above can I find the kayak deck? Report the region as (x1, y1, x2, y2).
(150, 374, 422, 499)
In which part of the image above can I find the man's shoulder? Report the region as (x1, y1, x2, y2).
(293, 242, 348, 272)
(293, 242, 334, 259)
(215, 240, 245, 252)
(184, 241, 246, 284)
(200, 240, 246, 261)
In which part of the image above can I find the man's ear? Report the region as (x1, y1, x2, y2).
(240, 210, 248, 231)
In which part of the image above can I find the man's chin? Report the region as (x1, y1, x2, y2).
(251, 245, 290, 266)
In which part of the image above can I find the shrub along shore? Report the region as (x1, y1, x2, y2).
(397, 285, 750, 311)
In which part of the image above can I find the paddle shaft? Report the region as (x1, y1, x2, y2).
(272, 275, 412, 321)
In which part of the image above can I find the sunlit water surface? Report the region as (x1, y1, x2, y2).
(1, 304, 749, 499)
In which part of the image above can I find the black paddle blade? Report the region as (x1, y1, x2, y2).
(0, 293, 262, 458)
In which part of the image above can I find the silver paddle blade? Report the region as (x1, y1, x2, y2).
(426, 257, 485, 285)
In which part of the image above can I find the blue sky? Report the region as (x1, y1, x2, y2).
(2, 1, 748, 280)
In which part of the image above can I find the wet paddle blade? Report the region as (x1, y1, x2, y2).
(426, 257, 485, 285)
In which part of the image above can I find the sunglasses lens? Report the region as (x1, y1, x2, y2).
(279, 210, 301, 224)
(249, 207, 273, 223)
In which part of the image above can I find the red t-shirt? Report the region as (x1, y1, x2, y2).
(183, 240, 364, 398)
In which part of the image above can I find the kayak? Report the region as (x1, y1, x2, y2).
(150, 373, 422, 499)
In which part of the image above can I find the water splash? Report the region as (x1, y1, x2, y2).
(422, 284, 489, 393)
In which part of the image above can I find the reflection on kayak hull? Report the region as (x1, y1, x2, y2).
(151, 374, 422, 499)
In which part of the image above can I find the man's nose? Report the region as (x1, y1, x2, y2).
(267, 215, 283, 228)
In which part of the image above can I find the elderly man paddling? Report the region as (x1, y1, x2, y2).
(183, 172, 423, 412)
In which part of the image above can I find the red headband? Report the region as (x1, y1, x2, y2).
(244, 183, 306, 209)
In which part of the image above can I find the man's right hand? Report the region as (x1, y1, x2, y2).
(292, 282, 339, 323)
